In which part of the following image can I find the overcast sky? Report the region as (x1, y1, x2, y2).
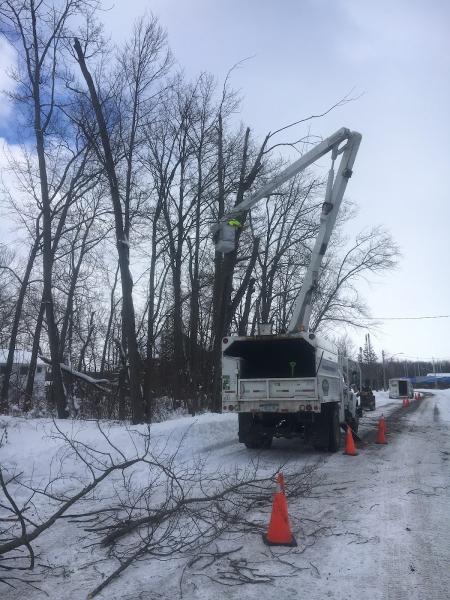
(1, 0, 449, 364)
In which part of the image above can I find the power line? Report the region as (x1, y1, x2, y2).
(396, 354, 449, 361)
(366, 314, 450, 321)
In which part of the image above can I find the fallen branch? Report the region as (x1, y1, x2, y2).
(39, 356, 112, 393)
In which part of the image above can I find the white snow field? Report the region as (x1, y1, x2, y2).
(1, 390, 449, 600)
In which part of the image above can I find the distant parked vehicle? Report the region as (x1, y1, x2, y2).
(359, 386, 376, 411)
(389, 378, 414, 399)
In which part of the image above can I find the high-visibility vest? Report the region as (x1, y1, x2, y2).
(227, 219, 241, 228)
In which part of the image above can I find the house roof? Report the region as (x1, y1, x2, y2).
(0, 349, 45, 366)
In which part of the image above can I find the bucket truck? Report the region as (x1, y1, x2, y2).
(213, 127, 362, 451)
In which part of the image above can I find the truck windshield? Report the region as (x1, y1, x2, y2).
(224, 337, 315, 379)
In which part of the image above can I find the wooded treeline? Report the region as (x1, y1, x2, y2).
(336, 333, 450, 391)
(0, 1, 399, 422)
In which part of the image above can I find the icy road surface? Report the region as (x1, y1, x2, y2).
(1, 390, 449, 599)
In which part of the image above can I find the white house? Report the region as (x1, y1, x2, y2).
(0, 349, 47, 404)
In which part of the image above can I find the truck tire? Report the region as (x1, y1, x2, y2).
(239, 414, 273, 449)
(313, 407, 330, 451)
(328, 404, 341, 452)
(312, 421, 328, 451)
(244, 434, 273, 450)
(313, 404, 340, 452)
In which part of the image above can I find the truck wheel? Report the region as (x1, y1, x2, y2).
(328, 404, 341, 452)
(313, 412, 330, 451)
(244, 439, 259, 449)
(261, 435, 273, 449)
(245, 434, 272, 449)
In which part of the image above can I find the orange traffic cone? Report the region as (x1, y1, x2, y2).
(343, 425, 358, 456)
(375, 415, 387, 444)
(402, 397, 407, 407)
(263, 473, 297, 547)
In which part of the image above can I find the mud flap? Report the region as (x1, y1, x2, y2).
(340, 422, 362, 442)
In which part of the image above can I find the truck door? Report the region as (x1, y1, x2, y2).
(389, 380, 399, 398)
(222, 356, 239, 410)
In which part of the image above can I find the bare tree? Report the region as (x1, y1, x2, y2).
(72, 14, 171, 422)
(0, 246, 17, 348)
(311, 226, 400, 332)
(0, 218, 42, 409)
(73, 38, 145, 423)
(246, 173, 322, 333)
(211, 114, 271, 410)
(0, 0, 100, 417)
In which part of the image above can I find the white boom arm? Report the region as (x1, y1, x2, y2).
(213, 127, 362, 333)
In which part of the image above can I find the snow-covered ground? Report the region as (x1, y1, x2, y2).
(1, 390, 449, 599)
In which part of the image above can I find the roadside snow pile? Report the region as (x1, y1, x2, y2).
(3, 393, 449, 600)
(374, 389, 392, 408)
(0, 413, 320, 599)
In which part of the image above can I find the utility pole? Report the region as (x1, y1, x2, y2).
(382, 349, 386, 391)
(358, 346, 363, 389)
(432, 357, 438, 389)
(345, 357, 350, 390)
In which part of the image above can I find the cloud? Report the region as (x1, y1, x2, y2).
(335, 0, 450, 66)
(0, 38, 17, 119)
(0, 137, 33, 245)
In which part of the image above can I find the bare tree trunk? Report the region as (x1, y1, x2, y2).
(0, 229, 40, 410)
(161, 148, 187, 403)
(211, 124, 267, 411)
(74, 38, 143, 424)
(59, 216, 95, 361)
(23, 301, 45, 412)
(143, 203, 161, 422)
(188, 180, 201, 414)
(100, 264, 119, 374)
(238, 277, 256, 336)
(78, 311, 95, 372)
(31, 34, 66, 417)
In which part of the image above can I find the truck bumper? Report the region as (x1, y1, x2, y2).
(223, 400, 321, 413)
